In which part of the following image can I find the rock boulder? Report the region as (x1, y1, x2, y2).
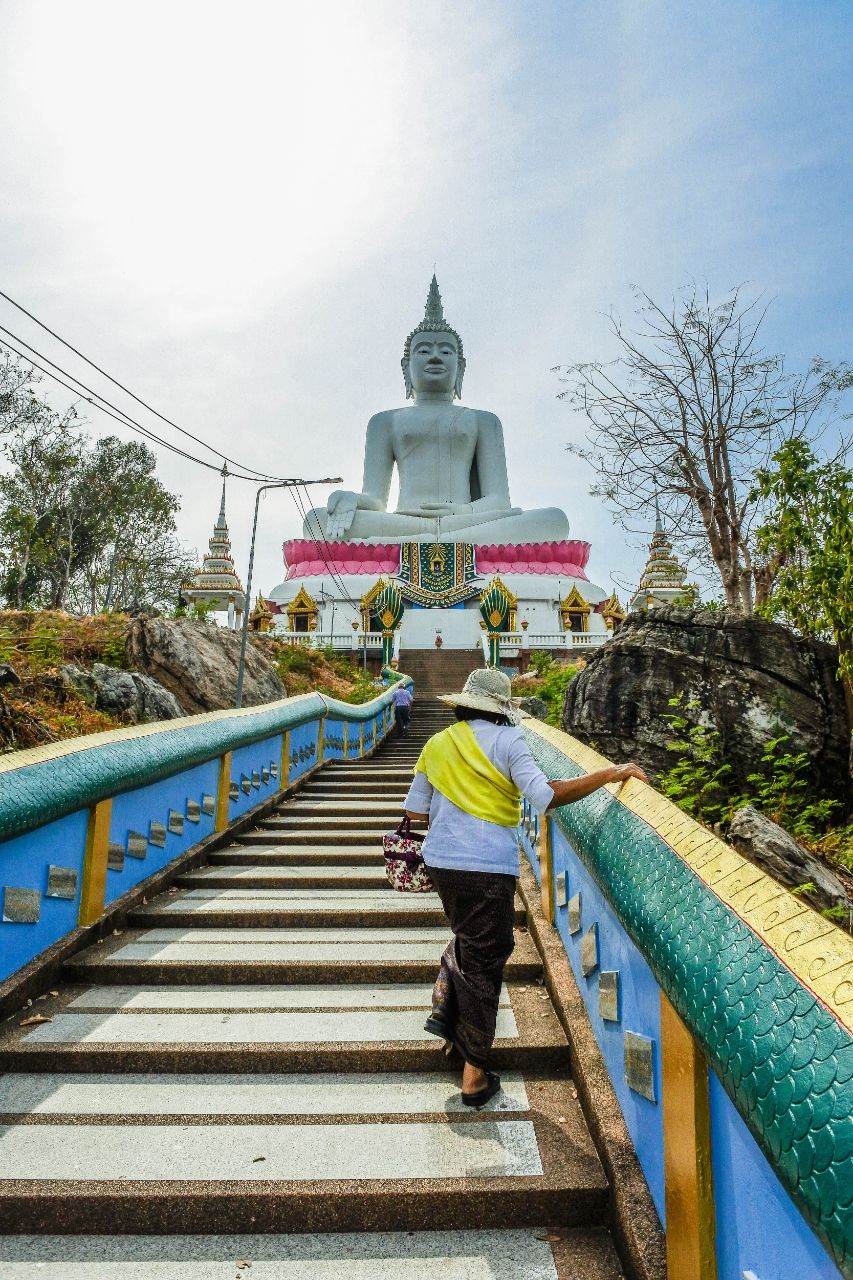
(60, 662, 183, 723)
(126, 617, 285, 714)
(562, 606, 850, 805)
(729, 805, 851, 919)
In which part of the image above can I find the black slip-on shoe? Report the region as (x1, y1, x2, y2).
(461, 1071, 502, 1108)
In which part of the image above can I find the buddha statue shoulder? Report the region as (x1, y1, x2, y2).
(303, 277, 570, 546)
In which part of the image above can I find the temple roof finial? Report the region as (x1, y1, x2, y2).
(423, 274, 445, 329)
(653, 492, 662, 534)
(219, 463, 229, 522)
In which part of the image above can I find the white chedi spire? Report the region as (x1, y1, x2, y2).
(182, 465, 246, 623)
(629, 501, 692, 611)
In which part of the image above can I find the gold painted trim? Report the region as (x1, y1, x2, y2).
(524, 718, 853, 1032)
(540, 816, 555, 924)
(281, 730, 291, 787)
(78, 799, 113, 926)
(214, 751, 232, 833)
(317, 720, 325, 766)
(661, 993, 717, 1280)
(359, 724, 365, 758)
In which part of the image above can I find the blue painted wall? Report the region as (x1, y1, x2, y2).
(0, 810, 89, 980)
(229, 735, 282, 822)
(549, 820, 666, 1221)
(709, 1071, 844, 1280)
(107, 758, 220, 904)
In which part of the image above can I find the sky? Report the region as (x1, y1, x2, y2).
(0, 0, 850, 603)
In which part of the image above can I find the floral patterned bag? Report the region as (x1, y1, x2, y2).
(382, 816, 433, 893)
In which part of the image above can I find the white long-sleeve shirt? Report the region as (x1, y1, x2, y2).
(403, 719, 555, 876)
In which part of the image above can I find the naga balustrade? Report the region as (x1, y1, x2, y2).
(0, 680, 409, 987)
(518, 717, 852, 1280)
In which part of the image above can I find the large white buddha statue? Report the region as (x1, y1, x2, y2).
(303, 277, 571, 545)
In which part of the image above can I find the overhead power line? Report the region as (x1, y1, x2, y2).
(0, 328, 315, 484)
(0, 287, 281, 481)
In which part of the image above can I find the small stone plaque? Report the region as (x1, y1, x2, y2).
(2, 886, 40, 924)
(270, 763, 279, 780)
(127, 831, 148, 860)
(107, 842, 125, 871)
(149, 821, 167, 849)
(261, 767, 270, 784)
(555, 872, 568, 908)
(167, 810, 185, 835)
(624, 1031, 656, 1102)
(599, 971, 620, 1022)
(46, 865, 77, 900)
(186, 800, 201, 823)
(241, 776, 251, 795)
(581, 922, 599, 977)
(568, 892, 582, 935)
(251, 771, 261, 789)
(229, 782, 239, 801)
(202, 794, 216, 816)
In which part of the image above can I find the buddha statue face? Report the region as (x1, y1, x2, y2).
(403, 330, 464, 400)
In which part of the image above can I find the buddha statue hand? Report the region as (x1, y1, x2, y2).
(325, 490, 359, 541)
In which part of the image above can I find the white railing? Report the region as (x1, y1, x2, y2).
(271, 628, 384, 651)
(497, 631, 609, 656)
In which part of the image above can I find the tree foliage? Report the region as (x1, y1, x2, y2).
(753, 437, 853, 717)
(558, 285, 850, 614)
(0, 355, 196, 613)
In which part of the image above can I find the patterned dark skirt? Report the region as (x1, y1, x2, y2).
(426, 864, 517, 1068)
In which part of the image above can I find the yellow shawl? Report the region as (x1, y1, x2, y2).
(414, 721, 522, 828)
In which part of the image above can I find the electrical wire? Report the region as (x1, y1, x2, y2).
(0, 329, 306, 483)
(287, 483, 362, 615)
(0, 287, 283, 481)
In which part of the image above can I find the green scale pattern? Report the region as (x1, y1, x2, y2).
(524, 727, 853, 1276)
(0, 683, 409, 848)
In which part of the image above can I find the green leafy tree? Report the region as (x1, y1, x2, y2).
(0, 357, 195, 613)
(753, 438, 853, 725)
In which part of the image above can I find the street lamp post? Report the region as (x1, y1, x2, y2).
(234, 476, 341, 708)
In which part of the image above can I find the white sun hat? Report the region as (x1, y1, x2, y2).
(440, 667, 519, 723)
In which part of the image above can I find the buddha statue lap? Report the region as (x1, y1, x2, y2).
(303, 277, 570, 546)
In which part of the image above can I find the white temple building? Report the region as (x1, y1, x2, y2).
(268, 278, 626, 662)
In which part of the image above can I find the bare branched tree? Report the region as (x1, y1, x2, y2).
(557, 285, 850, 613)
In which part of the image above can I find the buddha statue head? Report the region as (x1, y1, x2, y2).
(402, 274, 466, 400)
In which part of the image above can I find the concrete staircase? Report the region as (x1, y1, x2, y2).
(0, 696, 624, 1278)
(400, 648, 484, 694)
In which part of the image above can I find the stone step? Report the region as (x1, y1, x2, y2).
(0, 1065, 605, 1234)
(131, 888, 523, 931)
(217, 845, 384, 865)
(131, 889, 463, 930)
(175, 864, 392, 889)
(2, 981, 565, 1071)
(236, 830, 395, 846)
(263, 817, 415, 830)
(295, 778, 409, 788)
(273, 801, 410, 814)
(0, 1226, 626, 1278)
(60, 926, 543, 987)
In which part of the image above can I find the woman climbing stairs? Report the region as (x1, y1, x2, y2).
(0, 697, 624, 1278)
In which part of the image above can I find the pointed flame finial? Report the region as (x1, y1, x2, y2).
(423, 274, 445, 329)
(219, 463, 229, 522)
(402, 273, 466, 400)
(654, 492, 662, 534)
